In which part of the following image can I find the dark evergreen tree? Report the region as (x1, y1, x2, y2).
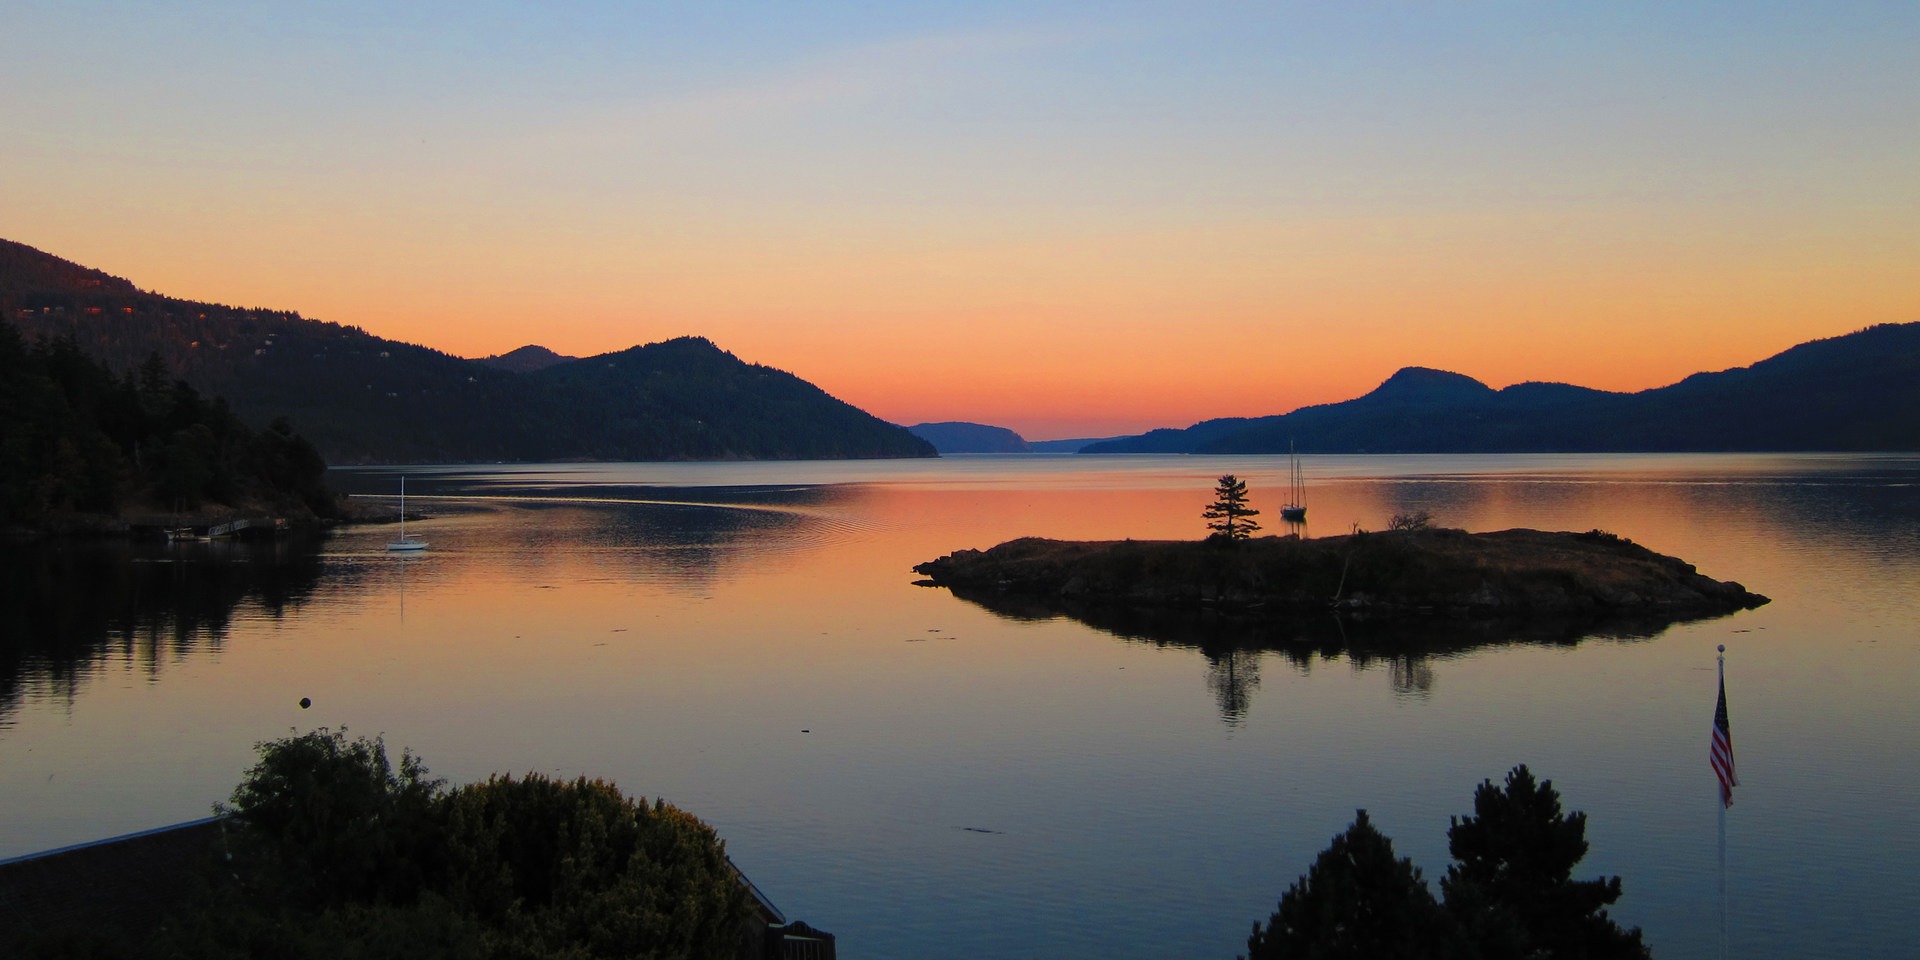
(136, 350, 172, 419)
(1204, 474, 1262, 541)
(1245, 810, 1449, 960)
(256, 415, 334, 513)
(0, 322, 55, 521)
(0, 320, 337, 525)
(160, 422, 219, 507)
(1441, 765, 1649, 959)
(1241, 769, 1651, 960)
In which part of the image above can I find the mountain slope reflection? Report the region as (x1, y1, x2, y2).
(940, 585, 1736, 723)
(362, 493, 861, 593)
(0, 538, 326, 723)
(0, 492, 857, 725)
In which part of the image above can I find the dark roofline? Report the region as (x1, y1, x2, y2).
(728, 855, 787, 925)
(0, 815, 224, 867)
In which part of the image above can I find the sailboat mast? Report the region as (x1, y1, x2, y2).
(387, 474, 428, 551)
(1281, 439, 1307, 524)
(1290, 440, 1301, 506)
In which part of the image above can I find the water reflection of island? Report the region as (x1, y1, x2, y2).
(0, 539, 326, 722)
(942, 584, 1715, 723)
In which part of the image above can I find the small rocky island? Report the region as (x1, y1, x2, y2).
(914, 529, 1768, 620)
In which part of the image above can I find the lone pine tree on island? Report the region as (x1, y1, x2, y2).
(1204, 474, 1262, 540)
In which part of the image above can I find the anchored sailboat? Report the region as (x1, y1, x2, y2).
(1281, 441, 1307, 523)
(387, 476, 428, 552)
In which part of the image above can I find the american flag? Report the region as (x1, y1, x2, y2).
(1711, 664, 1738, 807)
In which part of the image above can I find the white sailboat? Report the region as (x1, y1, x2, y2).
(387, 475, 428, 552)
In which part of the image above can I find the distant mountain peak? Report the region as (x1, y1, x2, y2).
(1375, 366, 1492, 389)
(473, 344, 577, 373)
(908, 421, 1030, 454)
(654, 335, 727, 354)
(1362, 366, 1495, 403)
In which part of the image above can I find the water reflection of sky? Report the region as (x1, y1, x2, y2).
(2, 454, 1916, 959)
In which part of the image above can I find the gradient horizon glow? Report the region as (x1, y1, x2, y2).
(7, 2, 1916, 439)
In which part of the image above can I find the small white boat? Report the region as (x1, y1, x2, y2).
(387, 476, 428, 552)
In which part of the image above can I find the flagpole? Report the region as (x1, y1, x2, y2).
(1718, 645, 1728, 960)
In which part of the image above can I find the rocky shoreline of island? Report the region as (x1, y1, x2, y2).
(914, 528, 1769, 620)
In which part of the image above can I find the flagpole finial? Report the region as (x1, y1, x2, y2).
(1717, 644, 1725, 653)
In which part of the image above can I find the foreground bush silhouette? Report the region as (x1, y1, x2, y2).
(220, 727, 444, 907)
(441, 774, 746, 959)
(1245, 765, 1649, 960)
(173, 729, 749, 960)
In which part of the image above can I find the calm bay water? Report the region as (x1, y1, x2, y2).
(3, 453, 1917, 958)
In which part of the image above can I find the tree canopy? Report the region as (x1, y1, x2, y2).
(1442, 766, 1648, 960)
(0, 321, 334, 526)
(1245, 810, 1448, 960)
(182, 729, 750, 960)
(1245, 765, 1648, 960)
(4, 730, 753, 959)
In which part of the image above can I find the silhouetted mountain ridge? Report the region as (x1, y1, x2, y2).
(1355, 366, 1496, 407)
(0, 241, 140, 300)
(1, 239, 933, 463)
(907, 422, 1031, 454)
(1084, 323, 1920, 453)
(474, 345, 576, 373)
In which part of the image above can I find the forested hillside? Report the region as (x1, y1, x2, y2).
(0, 321, 333, 527)
(2, 240, 934, 463)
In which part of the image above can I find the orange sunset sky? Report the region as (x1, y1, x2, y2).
(7, 3, 1916, 439)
